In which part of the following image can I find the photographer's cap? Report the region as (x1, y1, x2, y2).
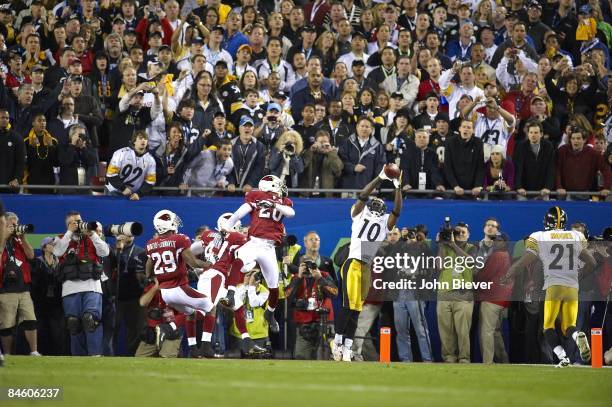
(239, 115, 254, 126)
(267, 102, 282, 112)
(40, 236, 55, 249)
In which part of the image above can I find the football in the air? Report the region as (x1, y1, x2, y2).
(384, 163, 401, 179)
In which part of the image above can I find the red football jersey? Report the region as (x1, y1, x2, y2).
(146, 233, 191, 289)
(245, 190, 293, 244)
(212, 231, 248, 276)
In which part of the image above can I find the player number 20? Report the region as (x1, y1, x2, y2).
(151, 250, 178, 274)
(259, 207, 283, 221)
(357, 219, 382, 242)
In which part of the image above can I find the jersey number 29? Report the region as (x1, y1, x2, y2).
(151, 249, 183, 274)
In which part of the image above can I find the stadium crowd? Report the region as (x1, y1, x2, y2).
(0, 0, 609, 199)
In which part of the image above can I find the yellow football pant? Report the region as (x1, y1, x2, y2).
(543, 285, 579, 335)
(340, 258, 370, 312)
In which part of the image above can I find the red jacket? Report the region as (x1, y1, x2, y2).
(58, 234, 102, 265)
(0, 237, 32, 288)
(475, 248, 513, 307)
(136, 18, 173, 51)
(287, 271, 336, 324)
(556, 145, 612, 191)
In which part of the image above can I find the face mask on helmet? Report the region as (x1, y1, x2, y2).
(217, 212, 241, 232)
(544, 206, 567, 230)
(367, 198, 387, 216)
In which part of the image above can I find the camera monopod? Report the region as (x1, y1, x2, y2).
(591, 286, 612, 368)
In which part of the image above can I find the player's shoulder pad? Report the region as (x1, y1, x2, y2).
(176, 233, 192, 243)
(525, 232, 540, 253)
(245, 190, 264, 202)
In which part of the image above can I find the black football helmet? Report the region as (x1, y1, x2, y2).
(366, 197, 387, 216)
(544, 206, 567, 231)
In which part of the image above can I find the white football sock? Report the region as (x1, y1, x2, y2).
(201, 332, 212, 342)
(344, 338, 354, 349)
(187, 337, 197, 346)
(554, 345, 567, 360)
(334, 334, 343, 346)
(572, 331, 579, 342)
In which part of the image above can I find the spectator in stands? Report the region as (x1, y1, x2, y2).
(400, 129, 445, 196)
(501, 72, 538, 124)
(110, 83, 161, 153)
(110, 233, 145, 356)
(338, 116, 386, 189)
(57, 124, 96, 190)
(444, 119, 485, 198)
(192, 71, 224, 133)
(445, 20, 475, 62)
(300, 130, 344, 196)
(0, 109, 25, 193)
(183, 138, 234, 197)
(483, 145, 515, 198)
(526, 94, 561, 146)
(30, 65, 52, 106)
(254, 103, 288, 149)
(3, 82, 60, 138)
(475, 219, 512, 364)
(381, 55, 419, 110)
(269, 130, 304, 189)
(367, 46, 397, 89)
(436, 221, 477, 363)
(491, 21, 539, 68)
(24, 113, 58, 193)
(413, 92, 442, 130)
(513, 119, 555, 200)
(227, 115, 265, 194)
(47, 95, 87, 145)
(53, 211, 109, 357)
(292, 67, 330, 124)
(556, 126, 611, 199)
(439, 62, 485, 119)
(526, 1, 551, 54)
(315, 99, 353, 147)
(0, 211, 38, 355)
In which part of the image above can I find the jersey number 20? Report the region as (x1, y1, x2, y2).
(259, 207, 283, 221)
(358, 219, 382, 242)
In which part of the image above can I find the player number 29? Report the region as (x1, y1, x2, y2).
(151, 250, 178, 274)
(259, 207, 283, 221)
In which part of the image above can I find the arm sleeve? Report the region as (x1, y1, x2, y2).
(495, 57, 512, 91)
(53, 232, 73, 257)
(225, 203, 252, 230)
(247, 286, 269, 307)
(275, 203, 295, 218)
(118, 92, 132, 113)
(438, 68, 455, 92)
(517, 51, 538, 73)
(190, 241, 204, 256)
(90, 233, 110, 257)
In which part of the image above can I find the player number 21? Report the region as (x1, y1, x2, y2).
(151, 250, 179, 274)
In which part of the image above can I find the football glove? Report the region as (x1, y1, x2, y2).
(378, 168, 391, 181)
(392, 171, 402, 189)
(257, 200, 275, 209)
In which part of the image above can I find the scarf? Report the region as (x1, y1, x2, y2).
(25, 128, 55, 147)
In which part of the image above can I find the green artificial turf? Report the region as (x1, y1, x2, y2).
(1, 357, 611, 407)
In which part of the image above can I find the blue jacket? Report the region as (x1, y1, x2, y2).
(223, 32, 249, 59)
(338, 134, 386, 189)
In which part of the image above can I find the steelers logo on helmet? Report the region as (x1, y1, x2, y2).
(366, 197, 387, 217)
(543, 206, 567, 231)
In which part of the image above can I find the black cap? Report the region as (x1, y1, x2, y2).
(113, 16, 125, 24)
(69, 74, 83, 82)
(390, 92, 403, 99)
(190, 36, 204, 45)
(149, 31, 163, 38)
(352, 59, 365, 67)
(31, 65, 45, 73)
(528, 1, 542, 9)
(159, 44, 171, 52)
(396, 108, 410, 119)
(213, 110, 226, 118)
(301, 24, 316, 33)
(215, 60, 228, 68)
(211, 25, 225, 34)
(435, 112, 450, 123)
(273, 91, 288, 99)
(352, 30, 366, 39)
(124, 28, 137, 36)
(67, 13, 81, 23)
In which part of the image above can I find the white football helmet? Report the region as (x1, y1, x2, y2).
(217, 212, 240, 232)
(258, 175, 286, 197)
(153, 210, 182, 234)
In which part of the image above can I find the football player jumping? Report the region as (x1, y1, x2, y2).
(222, 175, 295, 333)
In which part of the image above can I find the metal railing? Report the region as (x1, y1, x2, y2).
(0, 184, 608, 201)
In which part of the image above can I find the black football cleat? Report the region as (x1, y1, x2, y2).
(241, 337, 267, 356)
(264, 309, 280, 333)
(199, 341, 215, 358)
(188, 345, 201, 359)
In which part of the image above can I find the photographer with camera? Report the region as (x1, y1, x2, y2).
(254, 103, 287, 146)
(0, 212, 39, 356)
(285, 258, 337, 360)
(110, 234, 145, 356)
(57, 124, 96, 190)
(269, 130, 305, 189)
(436, 219, 478, 363)
(52, 210, 110, 356)
(474, 218, 512, 364)
(300, 131, 344, 197)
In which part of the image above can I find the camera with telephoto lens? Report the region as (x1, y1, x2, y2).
(302, 260, 317, 276)
(13, 224, 34, 235)
(284, 142, 295, 154)
(104, 222, 143, 237)
(149, 9, 160, 23)
(295, 298, 309, 310)
(439, 216, 453, 241)
(76, 220, 99, 234)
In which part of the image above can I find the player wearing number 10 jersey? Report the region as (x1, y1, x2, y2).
(223, 175, 295, 333)
(505, 206, 596, 368)
(332, 167, 402, 362)
(145, 210, 213, 317)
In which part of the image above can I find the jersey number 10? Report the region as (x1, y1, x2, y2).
(358, 219, 382, 242)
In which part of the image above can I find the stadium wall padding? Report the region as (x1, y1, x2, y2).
(2, 195, 611, 254)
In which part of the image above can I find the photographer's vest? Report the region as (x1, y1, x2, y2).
(230, 284, 269, 340)
(58, 235, 103, 282)
(0, 238, 32, 289)
(292, 271, 334, 324)
(437, 243, 476, 298)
